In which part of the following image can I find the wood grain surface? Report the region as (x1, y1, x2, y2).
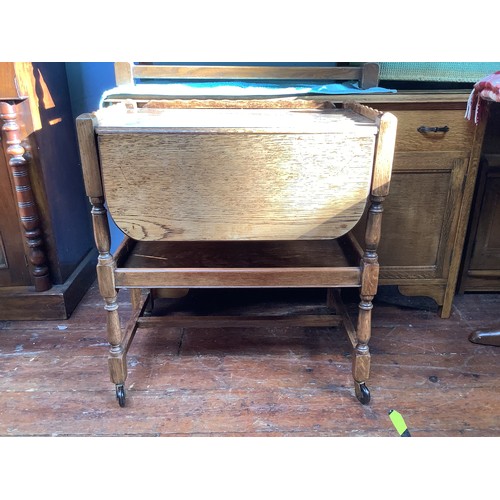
(98, 132, 375, 241)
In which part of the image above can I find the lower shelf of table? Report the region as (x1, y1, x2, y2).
(114, 237, 362, 289)
(142, 287, 350, 328)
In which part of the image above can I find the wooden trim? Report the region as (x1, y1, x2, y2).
(398, 284, 446, 307)
(137, 314, 343, 328)
(344, 100, 381, 121)
(114, 267, 362, 289)
(371, 112, 398, 197)
(341, 101, 397, 197)
(466, 270, 500, 278)
(139, 98, 332, 110)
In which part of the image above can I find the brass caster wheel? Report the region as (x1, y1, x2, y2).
(116, 384, 126, 407)
(355, 382, 370, 405)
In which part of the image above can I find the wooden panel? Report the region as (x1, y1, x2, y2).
(98, 131, 376, 241)
(360, 172, 446, 269)
(122, 240, 358, 268)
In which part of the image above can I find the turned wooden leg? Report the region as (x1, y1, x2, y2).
(91, 197, 127, 406)
(353, 295, 373, 404)
(76, 114, 127, 407)
(353, 196, 383, 405)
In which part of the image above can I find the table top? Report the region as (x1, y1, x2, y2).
(94, 105, 379, 135)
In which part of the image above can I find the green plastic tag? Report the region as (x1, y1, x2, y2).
(388, 409, 410, 436)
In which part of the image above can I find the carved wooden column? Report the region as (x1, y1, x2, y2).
(0, 100, 51, 292)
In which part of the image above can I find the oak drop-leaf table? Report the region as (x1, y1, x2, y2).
(76, 101, 397, 407)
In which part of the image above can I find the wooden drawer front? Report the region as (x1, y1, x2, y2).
(388, 110, 474, 153)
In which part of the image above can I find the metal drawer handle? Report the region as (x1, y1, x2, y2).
(417, 125, 450, 134)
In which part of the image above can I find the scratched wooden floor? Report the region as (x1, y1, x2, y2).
(0, 282, 499, 437)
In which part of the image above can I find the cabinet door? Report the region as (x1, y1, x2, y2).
(0, 148, 31, 287)
(353, 151, 468, 282)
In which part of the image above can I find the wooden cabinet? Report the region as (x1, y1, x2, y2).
(0, 63, 96, 320)
(342, 93, 486, 318)
(459, 101, 500, 292)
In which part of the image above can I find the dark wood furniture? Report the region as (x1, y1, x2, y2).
(0, 63, 96, 320)
(459, 100, 500, 347)
(76, 96, 397, 407)
(460, 101, 500, 293)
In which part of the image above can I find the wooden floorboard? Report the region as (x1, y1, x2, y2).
(0, 282, 499, 437)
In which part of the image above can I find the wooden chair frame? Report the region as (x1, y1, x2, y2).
(76, 71, 396, 408)
(114, 62, 380, 90)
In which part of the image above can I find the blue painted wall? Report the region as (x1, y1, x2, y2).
(65, 62, 116, 119)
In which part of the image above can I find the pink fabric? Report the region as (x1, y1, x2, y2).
(465, 71, 500, 124)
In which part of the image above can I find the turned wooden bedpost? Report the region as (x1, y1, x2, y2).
(0, 100, 51, 291)
(350, 105, 397, 403)
(76, 114, 128, 391)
